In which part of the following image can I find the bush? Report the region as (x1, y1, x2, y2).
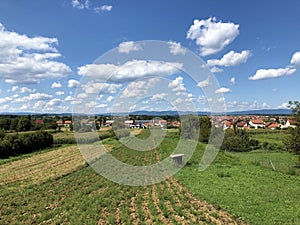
(0, 131, 53, 158)
(115, 129, 130, 139)
(221, 129, 259, 152)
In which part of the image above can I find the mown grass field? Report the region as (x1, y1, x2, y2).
(1, 129, 299, 224)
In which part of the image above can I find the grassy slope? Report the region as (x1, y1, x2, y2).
(0, 131, 244, 225)
(175, 144, 300, 225)
(1, 129, 299, 224)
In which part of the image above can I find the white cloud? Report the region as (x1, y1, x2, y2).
(51, 81, 62, 88)
(9, 86, 35, 93)
(118, 41, 141, 54)
(120, 77, 159, 99)
(151, 93, 168, 101)
(56, 91, 64, 96)
(71, 0, 89, 9)
(96, 104, 108, 108)
(78, 60, 182, 82)
(215, 87, 232, 93)
(11, 86, 19, 92)
(291, 51, 300, 66)
(120, 81, 148, 98)
(65, 96, 74, 101)
(249, 67, 296, 80)
(0, 97, 13, 104)
(210, 66, 223, 73)
(106, 96, 114, 102)
(277, 102, 289, 109)
(94, 5, 112, 13)
(230, 77, 236, 85)
(68, 79, 80, 88)
(82, 82, 121, 94)
(168, 76, 186, 92)
(77, 93, 88, 99)
(207, 50, 251, 67)
(227, 100, 270, 110)
(197, 77, 210, 88)
(168, 41, 186, 55)
(21, 87, 35, 93)
(186, 17, 239, 56)
(0, 22, 72, 84)
(14, 93, 53, 103)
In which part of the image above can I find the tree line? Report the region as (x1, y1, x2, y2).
(180, 115, 259, 152)
(0, 130, 53, 158)
(0, 115, 58, 132)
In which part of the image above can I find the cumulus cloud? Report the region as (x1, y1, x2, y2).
(277, 102, 289, 109)
(186, 17, 239, 56)
(168, 41, 186, 55)
(291, 51, 300, 66)
(51, 81, 62, 88)
(0, 22, 72, 84)
(71, 0, 89, 9)
(215, 87, 232, 93)
(230, 77, 236, 85)
(68, 79, 80, 88)
(207, 50, 251, 67)
(119, 77, 159, 99)
(168, 76, 186, 92)
(81, 82, 122, 94)
(227, 100, 270, 110)
(249, 67, 296, 80)
(56, 91, 64, 96)
(118, 41, 141, 54)
(94, 5, 113, 13)
(78, 60, 182, 82)
(106, 96, 114, 102)
(120, 82, 148, 98)
(210, 66, 223, 73)
(151, 93, 168, 101)
(197, 77, 210, 88)
(9, 86, 35, 93)
(14, 93, 53, 103)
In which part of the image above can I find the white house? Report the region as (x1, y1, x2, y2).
(249, 119, 265, 129)
(280, 120, 296, 129)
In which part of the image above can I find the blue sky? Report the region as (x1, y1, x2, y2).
(0, 0, 299, 113)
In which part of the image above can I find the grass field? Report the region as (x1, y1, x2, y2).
(1, 129, 299, 224)
(247, 129, 288, 149)
(0, 132, 244, 225)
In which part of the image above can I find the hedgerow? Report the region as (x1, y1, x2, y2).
(0, 131, 53, 158)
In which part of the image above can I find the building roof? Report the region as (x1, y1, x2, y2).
(267, 123, 280, 129)
(250, 119, 265, 124)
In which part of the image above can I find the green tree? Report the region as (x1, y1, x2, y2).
(9, 118, 19, 131)
(199, 116, 211, 143)
(0, 128, 5, 139)
(286, 101, 300, 166)
(221, 129, 259, 152)
(180, 115, 200, 141)
(0, 118, 11, 130)
(16, 117, 32, 132)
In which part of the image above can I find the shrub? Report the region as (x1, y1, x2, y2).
(115, 129, 130, 139)
(221, 129, 259, 152)
(0, 131, 53, 158)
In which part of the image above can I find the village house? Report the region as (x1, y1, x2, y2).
(249, 119, 265, 129)
(265, 122, 281, 130)
(280, 119, 296, 129)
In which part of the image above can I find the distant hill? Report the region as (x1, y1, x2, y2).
(227, 109, 292, 115)
(0, 109, 292, 116)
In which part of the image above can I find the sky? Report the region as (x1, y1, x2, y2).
(0, 0, 300, 114)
